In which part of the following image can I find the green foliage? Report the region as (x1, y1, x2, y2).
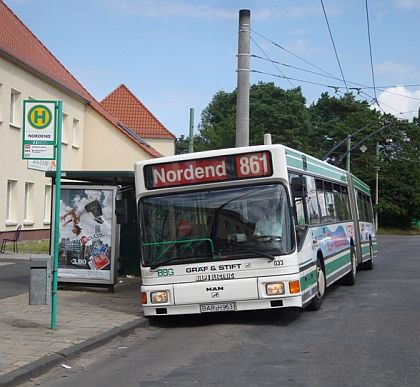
(175, 135, 189, 154)
(195, 83, 312, 152)
(177, 82, 420, 229)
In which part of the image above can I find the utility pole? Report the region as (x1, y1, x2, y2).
(346, 135, 351, 172)
(188, 108, 194, 153)
(235, 9, 250, 147)
(375, 141, 379, 231)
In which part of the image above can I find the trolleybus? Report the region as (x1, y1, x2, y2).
(135, 144, 377, 316)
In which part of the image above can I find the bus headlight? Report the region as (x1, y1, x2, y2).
(266, 282, 285, 296)
(151, 291, 169, 304)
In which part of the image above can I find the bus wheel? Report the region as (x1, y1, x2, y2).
(342, 247, 356, 286)
(306, 258, 326, 311)
(362, 242, 374, 270)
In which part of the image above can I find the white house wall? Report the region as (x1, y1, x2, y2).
(146, 138, 175, 157)
(83, 107, 154, 170)
(0, 56, 85, 235)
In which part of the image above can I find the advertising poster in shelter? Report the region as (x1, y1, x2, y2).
(57, 185, 117, 283)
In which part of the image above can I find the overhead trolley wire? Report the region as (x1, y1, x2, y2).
(365, 0, 379, 104)
(250, 70, 340, 90)
(320, 0, 349, 92)
(250, 36, 295, 88)
(250, 29, 337, 79)
(251, 28, 420, 104)
(252, 54, 420, 102)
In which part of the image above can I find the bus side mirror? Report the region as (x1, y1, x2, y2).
(115, 199, 128, 224)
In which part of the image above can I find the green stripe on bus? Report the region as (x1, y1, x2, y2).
(352, 175, 371, 195)
(300, 268, 316, 291)
(361, 244, 370, 255)
(286, 152, 347, 183)
(325, 252, 350, 275)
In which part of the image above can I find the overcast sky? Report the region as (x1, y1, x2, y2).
(6, 0, 420, 138)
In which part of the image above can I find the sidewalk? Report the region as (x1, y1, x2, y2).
(0, 253, 148, 386)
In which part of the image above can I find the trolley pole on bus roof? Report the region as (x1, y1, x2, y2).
(235, 9, 250, 148)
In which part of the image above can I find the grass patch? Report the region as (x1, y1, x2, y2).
(377, 227, 420, 236)
(14, 239, 50, 254)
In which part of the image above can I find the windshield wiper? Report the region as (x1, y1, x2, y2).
(150, 257, 189, 270)
(228, 242, 275, 261)
(150, 255, 217, 270)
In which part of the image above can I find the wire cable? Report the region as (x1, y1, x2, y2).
(320, 0, 349, 92)
(250, 29, 337, 79)
(250, 37, 295, 88)
(250, 69, 340, 89)
(365, 0, 378, 103)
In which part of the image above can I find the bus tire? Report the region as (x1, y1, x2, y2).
(362, 242, 374, 270)
(342, 247, 356, 286)
(306, 258, 326, 311)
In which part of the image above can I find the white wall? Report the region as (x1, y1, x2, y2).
(146, 138, 175, 157)
(0, 56, 85, 233)
(83, 107, 155, 170)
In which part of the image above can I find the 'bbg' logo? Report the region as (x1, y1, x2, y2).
(28, 105, 52, 129)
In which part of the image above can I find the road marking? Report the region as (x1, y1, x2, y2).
(0, 262, 15, 267)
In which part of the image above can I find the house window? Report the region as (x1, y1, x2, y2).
(10, 89, 21, 127)
(72, 118, 80, 148)
(24, 182, 34, 223)
(6, 180, 18, 223)
(62, 113, 69, 145)
(44, 185, 52, 224)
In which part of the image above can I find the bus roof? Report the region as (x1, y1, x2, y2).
(135, 144, 371, 195)
(351, 175, 371, 195)
(285, 147, 348, 184)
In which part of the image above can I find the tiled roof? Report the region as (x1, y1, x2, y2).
(101, 84, 176, 139)
(0, 1, 161, 158)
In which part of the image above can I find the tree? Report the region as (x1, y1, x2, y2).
(175, 135, 189, 154)
(195, 82, 312, 151)
(308, 92, 382, 160)
(177, 84, 420, 229)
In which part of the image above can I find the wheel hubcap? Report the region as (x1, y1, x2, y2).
(317, 267, 325, 297)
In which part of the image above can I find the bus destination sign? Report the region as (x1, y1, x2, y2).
(145, 151, 273, 189)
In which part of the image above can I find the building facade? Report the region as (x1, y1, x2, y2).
(0, 1, 174, 240)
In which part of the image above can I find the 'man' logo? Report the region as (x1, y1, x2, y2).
(206, 286, 224, 291)
(28, 105, 52, 129)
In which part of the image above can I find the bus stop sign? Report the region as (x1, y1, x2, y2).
(22, 100, 57, 160)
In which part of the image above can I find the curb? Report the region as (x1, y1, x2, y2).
(0, 317, 149, 387)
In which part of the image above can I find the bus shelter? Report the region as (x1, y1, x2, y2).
(46, 171, 140, 290)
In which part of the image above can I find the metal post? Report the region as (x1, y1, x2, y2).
(51, 101, 62, 330)
(375, 141, 379, 231)
(346, 135, 351, 172)
(188, 108, 194, 153)
(235, 9, 250, 148)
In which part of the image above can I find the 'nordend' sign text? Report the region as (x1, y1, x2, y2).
(145, 151, 272, 189)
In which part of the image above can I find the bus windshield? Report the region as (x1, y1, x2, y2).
(139, 184, 295, 268)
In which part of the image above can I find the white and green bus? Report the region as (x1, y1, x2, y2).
(135, 144, 377, 316)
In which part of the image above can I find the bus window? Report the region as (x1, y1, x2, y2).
(316, 179, 328, 223)
(289, 174, 308, 226)
(341, 186, 351, 220)
(324, 191, 337, 222)
(333, 184, 344, 221)
(305, 176, 320, 224)
(367, 196, 374, 222)
(357, 191, 369, 221)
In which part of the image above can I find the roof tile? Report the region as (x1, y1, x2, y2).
(100, 84, 176, 139)
(0, 1, 161, 157)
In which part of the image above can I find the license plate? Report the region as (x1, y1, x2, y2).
(200, 302, 235, 313)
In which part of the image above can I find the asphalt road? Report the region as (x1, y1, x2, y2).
(22, 235, 420, 386)
(0, 258, 32, 299)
